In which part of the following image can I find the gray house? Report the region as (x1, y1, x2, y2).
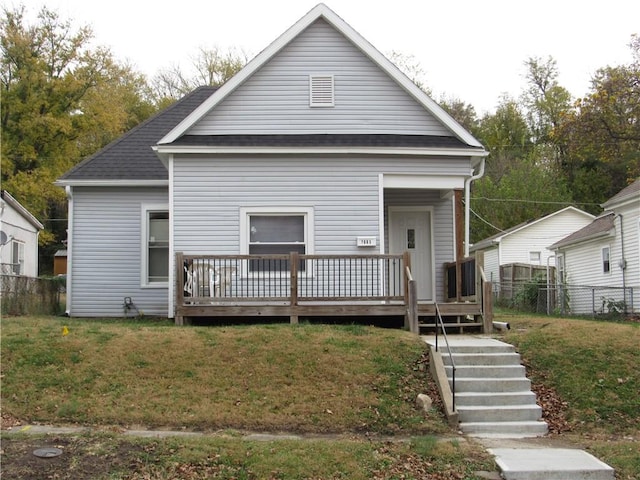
(57, 4, 489, 328)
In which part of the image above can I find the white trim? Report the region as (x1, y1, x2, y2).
(154, 145, 486, 158)
(141, 203, 170, 288)
(378, 174, 385, 254)
(168, 155, 175, 318)
(10, 239, 25, 275)
(239, 206, 314, 276)
(388, 205, 436, 301)
(383, 174, 466, 190)
(55, 179, 169, 187)
(450, 194, 457, 261)
(158, 4, 485, 149)
(65, 186, 73, 315)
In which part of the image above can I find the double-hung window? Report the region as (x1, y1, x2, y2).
(11, 240, 24, 275)
(241, 207, 313, 273)
(142, 205, 169, 286)
(602, 246, 611, 274)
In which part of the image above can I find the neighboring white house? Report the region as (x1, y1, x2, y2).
(550, 178, 640, 314)
(0, 190, 44, 277)
(470, 206, 595, 285)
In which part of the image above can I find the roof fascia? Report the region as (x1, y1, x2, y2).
(54, 180, 169, 188)
(153, 145, 488, 157)
(552, 228, 615, 250)
(0, 190, 44, 230)
(158, 4, 485, 149)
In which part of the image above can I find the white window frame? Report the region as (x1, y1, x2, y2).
(309, 75, 334, 107)
(529, 251, 541, 264)
(556, 254, 565, 284)
(141, 204, 169, 288)
(240, 207, 314, 277)
(11, 240, 25, 275)
(602, 245, 611, 274)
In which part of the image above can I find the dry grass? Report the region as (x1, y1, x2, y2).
(1, 316, 447, 435)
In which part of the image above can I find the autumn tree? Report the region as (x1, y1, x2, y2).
(558, 35, 640, 207)
(151, 46, 248, 106)
(1, 5, 155, 272)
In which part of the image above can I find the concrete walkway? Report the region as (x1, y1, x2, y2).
(423, 334, 615, 480)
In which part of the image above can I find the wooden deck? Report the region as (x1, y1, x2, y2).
(175, 252, 492, 333)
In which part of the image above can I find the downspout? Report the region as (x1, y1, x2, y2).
(64, 186, 73, 316)
(464, 158, 485, 257)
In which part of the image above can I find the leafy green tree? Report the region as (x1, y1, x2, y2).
(1, 5, 155, 272)
(557, 35, 640, 206)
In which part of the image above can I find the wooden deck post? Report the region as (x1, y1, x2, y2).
(483, 280, 493, 333)
(407, 278, 418, 334)
(290, 252, 299, 324)
(175, 251, 184, 326)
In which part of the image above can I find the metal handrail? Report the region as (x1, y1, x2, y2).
(434, 302, 456, 411)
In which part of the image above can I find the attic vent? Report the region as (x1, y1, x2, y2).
(309, 75, 334, 107)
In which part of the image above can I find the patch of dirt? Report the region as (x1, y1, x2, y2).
(0, 435, 147, 480)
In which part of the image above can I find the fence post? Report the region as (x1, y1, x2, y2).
(483, 281, 493, 333)
(290, 252, 299, 324)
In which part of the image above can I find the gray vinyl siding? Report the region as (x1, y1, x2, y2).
(173, 155, 470, 256)
(70, 187, 169, 317)
(383, 189, 455, 302)
(188, 19, 451, 136)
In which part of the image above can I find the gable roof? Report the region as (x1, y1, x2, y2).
(470, 206, 594, 252)
(602, 177, 640, 209)
(0, 190, 44, 230)
(57, 86, 218, 184)
(158, 3, 484, 150)
(549, 212, 615, 250)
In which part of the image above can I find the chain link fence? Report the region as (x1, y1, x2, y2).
(493, 280, 635, 319)
(1, 274, 64, 316)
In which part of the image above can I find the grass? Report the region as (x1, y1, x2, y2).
(0, 316, 446, 435)
(501, 313, 640, 479)
(0, 432, 495, 479)
(2, 313, 639, 478)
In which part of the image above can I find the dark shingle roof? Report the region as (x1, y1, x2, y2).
(59, 86, 218, 181)
(602, 177, 640, 208)
(169, 134, 472, 149)
(549, 213, 615, 250)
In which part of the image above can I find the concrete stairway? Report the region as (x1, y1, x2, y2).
(440, 340, 548, 437)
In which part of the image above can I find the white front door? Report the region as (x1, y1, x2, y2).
(389, 208, 434, 301)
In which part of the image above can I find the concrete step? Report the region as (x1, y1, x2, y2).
(455, 391, 537, 407)
(443, 352, 522, 366)
(460, 420, 549, 438)
(489, 448, 615, 480)
(457, 404, 542, 423)
(439, 344, 516, 354)
(451, 377, 531, 393)
(446, 364, 526, 378)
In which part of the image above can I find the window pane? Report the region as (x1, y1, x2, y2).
(250, 216, 304, 243)
(148, 211, 169, 282)
(603, 247, 610, 273)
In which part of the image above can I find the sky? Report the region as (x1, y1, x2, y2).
(16, 0, 640, 115)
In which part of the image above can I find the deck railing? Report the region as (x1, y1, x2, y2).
(176, 252, 409, 306)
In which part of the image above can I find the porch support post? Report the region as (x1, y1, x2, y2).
(454, 189, 464, 301)
(290, 252, 299, 324)
(175, 251, 184, 326)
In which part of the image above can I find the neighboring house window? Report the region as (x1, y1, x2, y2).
(529, 251, 541, 264)
(557, 255, 565, 283)
(142, 206, 169, 286)
(602, 246, 611, 274)
(11, 240, 24, 275)
(241, 207, 314, 273)
(309, 75, 334, 107)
